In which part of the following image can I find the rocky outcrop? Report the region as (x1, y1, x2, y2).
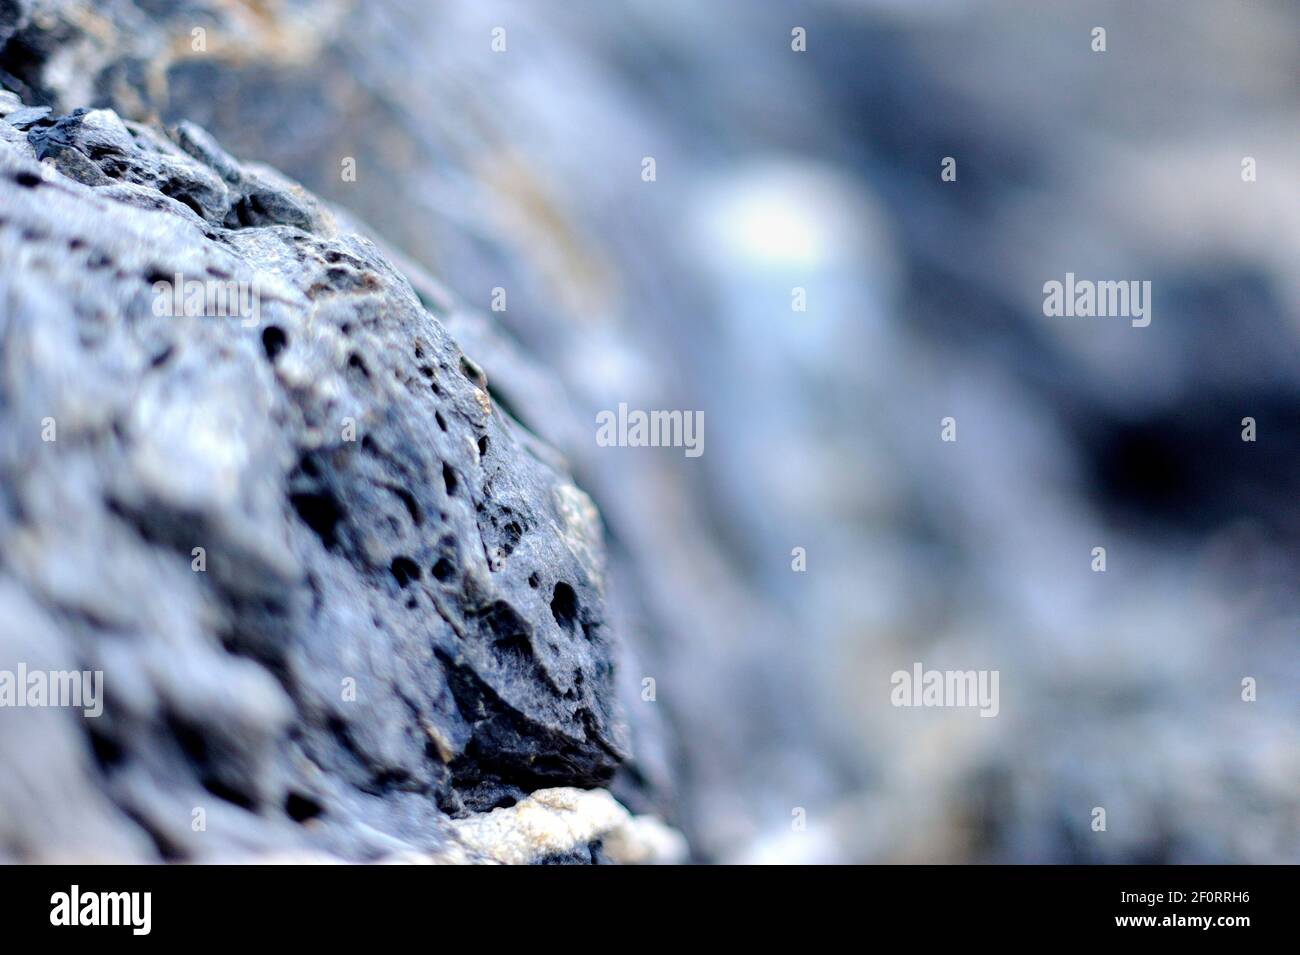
(0, 97, 670, 862)
(1, 0, 826, 861)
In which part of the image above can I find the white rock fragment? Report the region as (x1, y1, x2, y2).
(449, 787, 687, 865)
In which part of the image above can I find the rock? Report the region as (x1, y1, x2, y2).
(448, 787, 688, 866)
(3, 103, 46, 127)
(0, 99, 651, 861)
(6, 0, 1297, 866)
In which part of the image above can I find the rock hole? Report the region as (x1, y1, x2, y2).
(290, 491, 344, 550)
(285, 792, 324, 823)
(261, 325, 288, 361)
(550, 582, 579, 633)
(431, 558, 455, 582)
(442, 462, 458, 497)
(390, 556, 421, 587)
(497, 521, 522, 561)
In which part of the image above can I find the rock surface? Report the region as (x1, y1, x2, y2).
(3, 0, 1297, 865)
(0, 98, 654, 862)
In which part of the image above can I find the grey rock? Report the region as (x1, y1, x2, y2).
(0, 101, 635, 861)
(3, 104, 46, 127)
(5, 0, 1297, 866)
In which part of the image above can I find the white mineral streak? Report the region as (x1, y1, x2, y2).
(448, 787, 687, 865)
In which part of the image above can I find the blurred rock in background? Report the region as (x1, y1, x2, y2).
(2, 0, 1297, 861)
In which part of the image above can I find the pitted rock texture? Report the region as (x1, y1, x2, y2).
(5, 0, 1298, 866)
(0, 100, 633, 862)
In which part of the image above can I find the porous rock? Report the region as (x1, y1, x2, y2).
(0, 99, 641, 862)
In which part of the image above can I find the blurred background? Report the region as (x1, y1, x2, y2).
(7, 0, 1298, 861)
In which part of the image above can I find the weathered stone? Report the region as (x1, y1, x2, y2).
(0, 100, 642, 862)
(9, 0, 1297, 867)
